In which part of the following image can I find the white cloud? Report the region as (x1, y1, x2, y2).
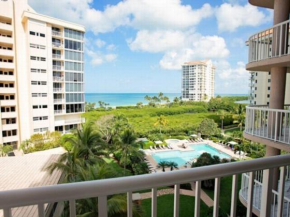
(95, 39, 106, 48)
(106, 44, 117, 51)
(28, 0, 213, 34)
(128, 30, 229, 70)
(216, 3, 272, 32)
(85, 38, 117, 66)
(214, 60, 249, 93)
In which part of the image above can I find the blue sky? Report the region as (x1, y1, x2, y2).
(29, 0, 273, 94)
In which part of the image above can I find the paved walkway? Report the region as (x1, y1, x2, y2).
(139, 184, 214, 207)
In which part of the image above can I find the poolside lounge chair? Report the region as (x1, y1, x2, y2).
(162, 145, 167, 149)
(153, 146, 158, 150)
(150, 146, 154, 151)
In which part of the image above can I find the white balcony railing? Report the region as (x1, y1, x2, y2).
(53, 98, 64, 103)
(53, 76, 64, 81)
(53, 88, 63, 92)
(52, 54, 62, 59)
(52, 65, 63, 71)
(245, 106, 290, 145)
(240, 167, 290, 216)
(65, 118, 85, 124)
(248, 20, 290, 63)
(0, 155, 290, 217)
(52, 30, 62, 37)
(54, 110, 65, 114)
(52, 42, 63, 48)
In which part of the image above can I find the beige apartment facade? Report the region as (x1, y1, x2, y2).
(0, 0, 85, 148)
(249, 71, 290, 105)
(181, 60, 215, 102)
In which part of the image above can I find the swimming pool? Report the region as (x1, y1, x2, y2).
(152, 144, 231, 166)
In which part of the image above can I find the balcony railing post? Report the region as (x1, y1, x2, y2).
(246, 172, 254, 217)
(69, 199, 76, 217)
(195, 181, 201, 217)
(230, 174, 238, 217)
(98, 196, 108, 217)
(38, 203, 45, 217)
(127, 192, 132, 217)
(260, 168, 274, 217)
(174, 184, 180, 217)
(152, 187, 157, 217)
(3, 208, 11, 217)
(277, 166, 286, 217)
(213, 177, 220, 217)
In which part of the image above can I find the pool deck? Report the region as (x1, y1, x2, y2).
(143, 140, 244, 172)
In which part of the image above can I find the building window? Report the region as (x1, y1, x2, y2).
(268, 87, 270, 90)
(268, 79, 271, 82)
(267, 94, 270, 98)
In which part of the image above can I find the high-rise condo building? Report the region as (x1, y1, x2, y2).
(249, 71, 290, 105)
(181, 60, 215, 102)
(0, 0, 85, 149)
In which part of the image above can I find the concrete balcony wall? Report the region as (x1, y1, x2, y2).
(1, 112, 17, 118)
(0, 87, 15, 94)
(0, 62, 14, 69)
(0, 75, 15, 81)
(0, 49, 13, 57)
(0, 23, 13, 32)
(0, 36, 13, 44)
(3, 135, 18, 143)
(0, 100, 16, 106)
(2, 123, 18, 131)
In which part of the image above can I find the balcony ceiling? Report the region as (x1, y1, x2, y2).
(249, 0, 274, 9)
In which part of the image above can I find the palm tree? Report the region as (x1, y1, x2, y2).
(217, 110, 226, 129)
(118, 130, 143, 175)
(154, 115, 168, 134)
(66, 123, 106, 162)
(233, 105, 245, 131)
(157, 161, 168, 172)
(46, 123, 106, 182)
(167, 161, 178, 171)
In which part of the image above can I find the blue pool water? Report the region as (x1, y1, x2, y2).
(152, 144, 231, 166)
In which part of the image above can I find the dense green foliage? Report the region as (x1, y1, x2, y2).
(84, 96, 247, 138)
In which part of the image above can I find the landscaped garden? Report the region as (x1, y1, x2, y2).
(1, 95, 268, 216)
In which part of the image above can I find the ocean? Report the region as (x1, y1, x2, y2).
(85, 93, 248, 107)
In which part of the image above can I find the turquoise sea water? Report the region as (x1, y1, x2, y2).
(152, 144, 231, 166)
(85, 93, 247, 107)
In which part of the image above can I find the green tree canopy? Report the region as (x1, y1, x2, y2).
(199, 118, 220, 137)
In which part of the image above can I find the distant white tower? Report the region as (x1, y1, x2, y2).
(181, 60, 215, 102)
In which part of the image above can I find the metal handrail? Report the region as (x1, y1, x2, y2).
(0, 155, 289, 209)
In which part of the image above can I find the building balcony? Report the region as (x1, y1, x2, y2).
(0, 75, 15, 81)
(1, 112, 17, 119)
(0, 49, 13, 57)
(52, 30, 63, 37)
(239, 170, 290, 216)
(53, 88, 63, 93)
(244, 106, 290, 151)
(0, 62, 14, 69)
(52, 54, 62, 60)
(52, 42, 63, 49)
(65, 118, 85, 124)
(247, 20, 290, 71)
(2, 123, 17, 131)
(0, 35, 13, 44)
(0, 22, 13, 32)
(0, 155, 289, 217)
(0, 100, 16, 106)
(52, 65, 64, 71)
(0, 87, 15, 94)
(54, 110, 65, 115)
(53, 76, 64, 82)
(54, 98, 64, 104)
(2, 135, 18, 143)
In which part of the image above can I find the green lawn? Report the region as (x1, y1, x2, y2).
(202, 175, 247, 216)
(224, 127, 243, 137)
(141, 194, 210, 217)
